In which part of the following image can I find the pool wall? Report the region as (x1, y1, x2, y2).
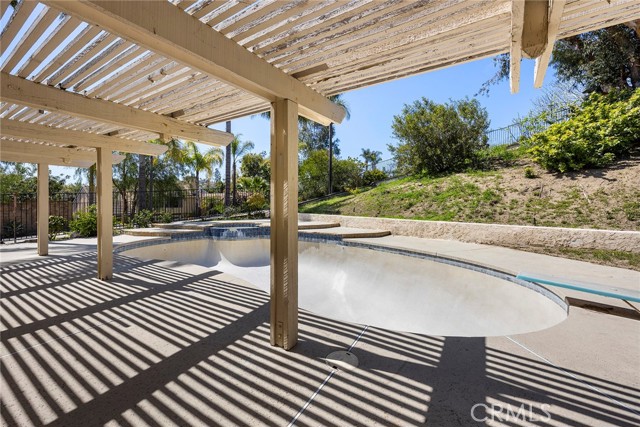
(116, 224, 568, 337)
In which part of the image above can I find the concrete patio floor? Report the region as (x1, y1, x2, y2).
(1, 236, 639, 426)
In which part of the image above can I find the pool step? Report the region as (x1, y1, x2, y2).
(298, 221, 341, 230)
(151, 223, 207, 230)
(149, 220, 342, 231)
(302, 226, 391, 239)
(125, 221, 374, 238)
(123, 228, 204, 237)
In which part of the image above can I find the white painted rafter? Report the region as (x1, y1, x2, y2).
(0, 139, 125, 166)
(0, 73, 232, 146)
(534, 0, 567, 88)
(0, 118, 168, 156)
(510, 0, 525, 94)
(44, 0, 346, 126)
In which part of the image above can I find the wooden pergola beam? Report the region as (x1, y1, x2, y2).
(0, 118, 168, 156)
(96, 148, 113, 280)
(510, 0, 525, 94)
(37, 163, 49, 256)
(521, 0, 549, 59)
(0, 140, 125, 165)
(0, 151, 95, 168)
(44, 0, 346, 126)
(0, 73, 232, 146)
(534, 0, 567, 88)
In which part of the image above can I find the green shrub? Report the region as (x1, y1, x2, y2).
(390, 97, 489, 175)
(48, 215, 66, 240)
(245, 193, 267, 215)
(202, 198, 224, 216)
(132, 209, 154, 228)
(362, 169, 388, 185)
(524, 166, 537, 179)
(527, 90, 640, 172)
(156, 211, 173, 223)
(70, 205, 97, 237)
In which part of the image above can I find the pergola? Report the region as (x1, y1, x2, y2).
(1, 0, 638, 349)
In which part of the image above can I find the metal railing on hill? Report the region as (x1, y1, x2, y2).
(486, 108, 572, 146)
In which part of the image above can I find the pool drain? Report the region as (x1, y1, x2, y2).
(325, 350, 358, 371)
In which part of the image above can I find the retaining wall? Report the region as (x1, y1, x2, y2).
(299, 213, 640, 253)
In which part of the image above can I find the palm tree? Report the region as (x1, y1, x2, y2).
(148, 138, 184, 194)
(229, 134, 254, 204)
(183, 141, 223, 216)
(360, 149, 382, 171)
(238, 175, 268, 194)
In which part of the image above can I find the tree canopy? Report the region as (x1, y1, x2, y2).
(240, 151, 270, 182)
(389, 97, 489, 176)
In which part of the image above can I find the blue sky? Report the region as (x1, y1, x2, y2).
(209, 55, 553, 162)
(48, 55, 553, 179)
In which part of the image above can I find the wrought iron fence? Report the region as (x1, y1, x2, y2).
(374, 158, 400, 178)
(486, 108, 572, 146)
(0, 188, 265, 242)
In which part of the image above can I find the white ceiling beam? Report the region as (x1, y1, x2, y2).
(0, 151, 95, 168)
(534, 0, 567, 88)
(0, 119, 168, 156)
(510, 0, 525, 94)
(0, 73, 232, 146)
(44, 0, 346, 126)
(521, 0, 549, 59)
(0, 140, 125, 166)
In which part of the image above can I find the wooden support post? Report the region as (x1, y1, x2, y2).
(37, 163, 49, 256)
(270, 98, 299, 350)
(96, 148, 113, 280)
(510, 0, 525, 94)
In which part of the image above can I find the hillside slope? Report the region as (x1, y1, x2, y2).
(300, 158, 640, 231)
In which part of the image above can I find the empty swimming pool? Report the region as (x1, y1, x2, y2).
(120, 237, 568, 337)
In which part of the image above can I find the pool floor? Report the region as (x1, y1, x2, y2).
(1, 248, 639, 426)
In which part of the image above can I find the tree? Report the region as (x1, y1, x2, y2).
(112, 153, 139, 223)
(257, 94, 351, 194)
(259, 94, 351, 159)
(74, 164, 96, 204)
(299, 150, 364, 200)
(389, 98, 489, 176)
(229, 134, 254, 204)
(552, 24, 640, 93)
(299, 94, 351, 158)
(479, 23, 640, 95)
(137, 154, 150, 210)
(183, 141, 223, 215)
(0, 162, 69, 198)
(212, 169, 223, 192)
(240, 151, 270, 182)
(360, 149, 383, 171)
(238, 175, 268, 193)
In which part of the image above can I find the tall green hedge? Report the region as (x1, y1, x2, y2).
(527, 90, 640, 172)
